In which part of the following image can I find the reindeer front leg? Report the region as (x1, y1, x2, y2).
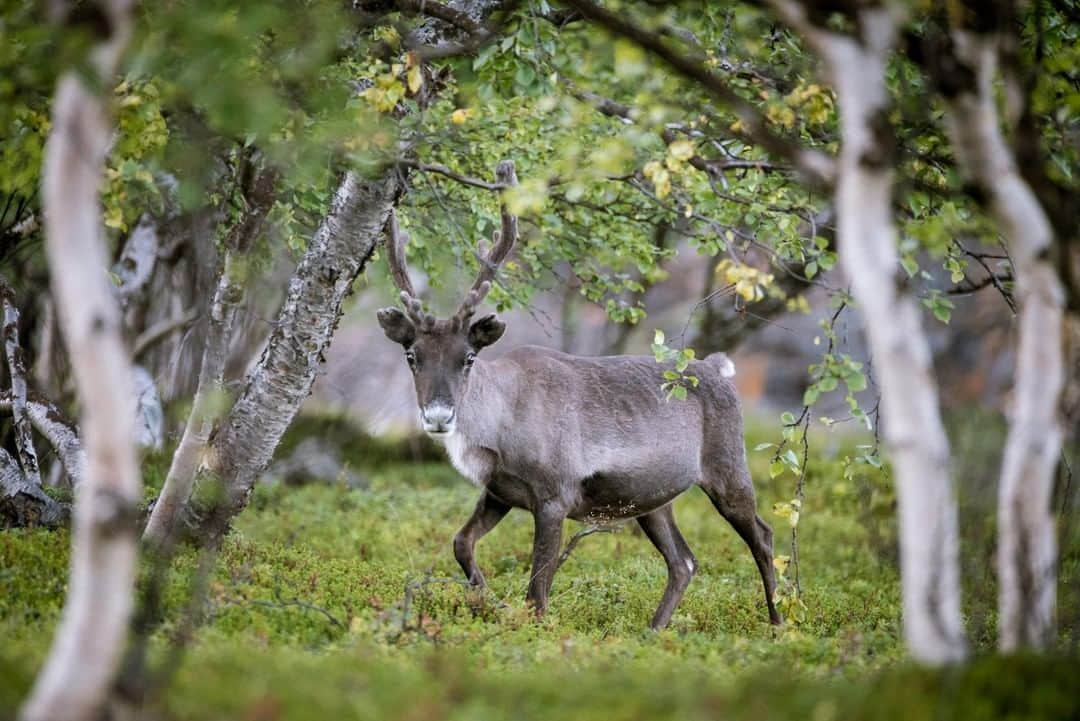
(453, 491, 511, 587)
(526, 503, 565, 615)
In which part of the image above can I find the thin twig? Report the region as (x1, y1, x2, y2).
(398, 160, 509, 191)
(132, 307, 199, 359)
(556, 523, 623, 569)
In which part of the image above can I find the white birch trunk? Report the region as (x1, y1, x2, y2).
(196, 170, 401, 537)
(1, 286, 42, 486)
(766, 1, 968, 663)
(19, 2, 141, 719)
(167, 0, 508, 539)
(142, 251, 242, 548)
(942, 32, 1065, 651)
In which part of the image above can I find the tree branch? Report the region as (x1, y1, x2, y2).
(397, 159, 509, 191)
(132, 308, 200, 359)
(1, 280, 42, 487)
(564, 0, 835, 186)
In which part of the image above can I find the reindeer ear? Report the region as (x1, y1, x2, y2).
(468, 313, 505, 350)
(376, 307, 416, 347)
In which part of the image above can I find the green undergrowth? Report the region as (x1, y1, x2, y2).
(1, 413, 1077, 720)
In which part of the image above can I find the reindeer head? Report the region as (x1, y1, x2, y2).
(377, 161, 517, 438)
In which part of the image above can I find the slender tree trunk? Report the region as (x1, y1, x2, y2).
(142, 251, 243, 548)
(143, 163, 278, 547)
(167, 0, 508, 541)
(940, 31, 1065, 651)
(768, 1, 967, 663)
(193, 170, 402, 541)
(19, 2, 141, 720)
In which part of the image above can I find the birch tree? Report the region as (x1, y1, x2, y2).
(145, 0, 511, 544)
(763, 0, 967, 664)
(19, 1, 142, 720)
(919, 2, 1067, 651)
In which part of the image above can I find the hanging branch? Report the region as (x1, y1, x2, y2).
(0, 280, 41, 487)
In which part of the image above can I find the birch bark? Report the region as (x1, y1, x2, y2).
(767, 0, 967, 664)
(142, 250, 244, 547)
(175, 0, 508, 541)
(1, 283, 41, 486)
(941, 31, 1065, 651)
(19, 1, 141, 719)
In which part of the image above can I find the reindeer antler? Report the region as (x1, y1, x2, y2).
(384, 208, 435, 331)
(455, 159, 519, 325)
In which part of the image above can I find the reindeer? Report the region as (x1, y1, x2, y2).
(376, 161, 780, 629)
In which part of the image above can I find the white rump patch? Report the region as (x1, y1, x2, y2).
(714, 353, 736, 378)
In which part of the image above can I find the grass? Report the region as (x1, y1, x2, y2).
(0, 414, 1076, 720)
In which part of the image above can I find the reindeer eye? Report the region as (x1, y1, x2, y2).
(405, 350, 418, 370)
(463, 352, 476, 369)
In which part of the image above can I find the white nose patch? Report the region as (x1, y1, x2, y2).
(423, 403, 454, 424)
(421, 403, 456, 435)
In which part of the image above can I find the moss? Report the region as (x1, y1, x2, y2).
(1, 419, 1077, 720)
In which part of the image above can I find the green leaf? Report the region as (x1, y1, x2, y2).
(846, 371, 867, 393)
(782, 449, 800, 470)
(900, 255, 919, 277)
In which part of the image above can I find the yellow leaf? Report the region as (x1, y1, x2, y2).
(652, 168, 671, 199)
(668, 139, 695, 161)
(104, 206, 125, 231)
(614, 39, 647, 78)
(451, 108, 472, 125)
(407, 65, 423, 94)
(773, 555, 790, 575)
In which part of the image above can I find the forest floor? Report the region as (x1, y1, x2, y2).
(1, 414, 1078, 720)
